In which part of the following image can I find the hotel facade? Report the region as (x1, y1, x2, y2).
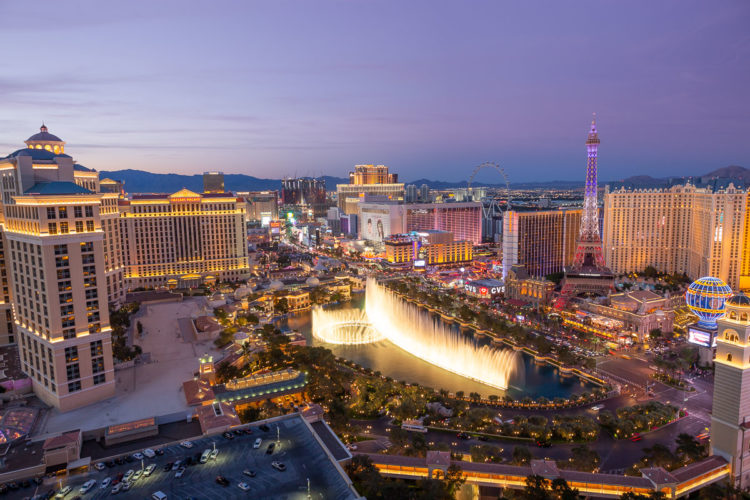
(0, 126, 251, 411)
(602, 184, 746, 289)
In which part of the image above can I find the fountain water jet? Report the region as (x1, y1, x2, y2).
(312, 278, 522, 391)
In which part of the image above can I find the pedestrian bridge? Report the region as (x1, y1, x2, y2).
(363, 451, 729, 499)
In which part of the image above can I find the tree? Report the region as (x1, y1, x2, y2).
(456, 391, 465, 399)
(136, 321, 144, 336)
(443, 464, 466, 497)
(648, 328, 662, 342)
(567, 444, 600, 472)
(512, 445, 533, 465)
(521, 475, 550, 499)
(550, 478, 579, 500)
(275, 297, 289, 314)
(675, 433, 706, 464)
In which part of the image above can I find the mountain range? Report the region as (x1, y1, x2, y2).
(99, 165, 748, 193)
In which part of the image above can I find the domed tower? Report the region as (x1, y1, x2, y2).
(711, 293, 750, 488)
(24, 124, 65, 154)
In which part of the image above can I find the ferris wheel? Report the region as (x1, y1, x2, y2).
(467, 161, 511, 218)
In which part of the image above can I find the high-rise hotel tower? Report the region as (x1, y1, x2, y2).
(0, 126, 116, 410)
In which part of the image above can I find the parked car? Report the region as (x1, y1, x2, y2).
(111, 483, 122, 495)
(94, 462, 106, 471)
(237, 482, 250, 491)
(253, 438, 262, 449)
(222, 432, 234, 440)
(123, 470, 134, 482)
(180, 441, 194, 449)
(266, 442, 275, 454)
(121, 482, 132, 492)
(144, 464, 157, 477)
(209, 449, 218, 460)
(171, 461, 183, 471)
(55, 485, 72, 498)
(200, 449, 211, 464)
(259, 424, 270, 432)
(100, 478, 111, 489)
(155, 448, 165, 456)
(215, 476, 229, 487)
(271, 461, 286, 471)
(242, 470, 256, 478)
(143, 448, 156, 458)
(132, 452, 144, 460)
(174, 467, 186, 479)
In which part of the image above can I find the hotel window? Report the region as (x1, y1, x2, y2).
(81, 242, 94, 253)
(48, 223, 57, 235)
(58, 207, 67, 219)
(64, 346, 78, 363)
(75, 221, 84, 233)
(93, 374, 106, 385)
(60, 222, 69, 234)
(86, 206, 93, 217)
(68, 381, 81, 393)
(86, 221, 94, 232)
(74, 206, 82, 218)
(47, 207, 56, 219)
(90, 340, 103, 357)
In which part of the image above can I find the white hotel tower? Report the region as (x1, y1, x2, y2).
(711, 293, 750, 488)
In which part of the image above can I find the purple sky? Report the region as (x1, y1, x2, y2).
(1, 1, 748, 183)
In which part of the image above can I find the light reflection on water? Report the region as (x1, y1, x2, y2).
(279, 293, 595, 398)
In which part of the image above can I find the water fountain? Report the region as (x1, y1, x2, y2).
(312, 278, 522, 390)
(312, 307, 385, 345)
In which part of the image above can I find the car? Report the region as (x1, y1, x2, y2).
(184, 457, 194, 466)
(94, 462, 106, 471)
(111, 484, 122, 495)
(630, 434, 642, 442)
(124, 455, 135, 463)
(21, 479, 31, 488)
(477, 435, 489, 442)
(266, 442, 275, 454)
(79, 480, 96, 494)
(347, 443, 358, 451)
(222, 432, 234, 440)
(456, 432, 470, 440)
(105, 461, 115, 468)
(242, 469, 256, 478)
(259, 424, 270, 432)
(132, 452, 144, 460)
(192, 452, 202, 463)
(144, 464, 157, 477)
(253, 438, 262, 449)
(163, 463, 173, 472)
(271, 461, 286, 471)
(591, 405, 604, 411)
(55, 485, 72, 498)
(174, 467, 186, 478)
(172, 461, 183, 471)
(151, 492, 168, 500)
(114, 458, 125, 466)
(209, 449, 218, 460)
(200, 449, 211, 464)
(115, 472, 124, 482)
(131, 470, 143, 482)
(536, 441, 551, 448)
(121, 482, 132, 492)
(215, 476, 230, 487)
(243, 428, 253, 435)
(100, 478, 111, 489)
(123, 470, 134, 482)
(233, 429, 243, 436)
(237, 482, 250, 491)
(143, 448, 156, 458)
(155, 448, 165, 456)
(180, 441, 194, 449)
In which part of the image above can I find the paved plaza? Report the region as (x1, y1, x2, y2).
(40, 298, 223, 435)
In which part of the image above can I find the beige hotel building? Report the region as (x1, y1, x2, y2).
(0, 126, 250, 411)
(120, 189, 250, 289)
(602, 183, 746, 289)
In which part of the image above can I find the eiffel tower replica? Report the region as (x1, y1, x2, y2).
(555, 115, 614, 308)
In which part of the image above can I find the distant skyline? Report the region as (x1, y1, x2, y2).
(1, 1, 748, 183)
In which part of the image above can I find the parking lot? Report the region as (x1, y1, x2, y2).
(16, 416, 358, 500)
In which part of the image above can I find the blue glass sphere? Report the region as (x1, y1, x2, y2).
(685, 277, 733, 327)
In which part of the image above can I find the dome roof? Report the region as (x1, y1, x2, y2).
(1, 148, 71, 161)
(25, 124, 63, 143)
(727, 293, 750, 307)
(306, 277, 320, 286)
(269, 280, 284, 290)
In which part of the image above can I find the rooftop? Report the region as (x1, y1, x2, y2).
(24, 181, 93, 195)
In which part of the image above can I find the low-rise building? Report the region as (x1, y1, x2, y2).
(579, 289, 675, 342)
(505, 265, 555, 307)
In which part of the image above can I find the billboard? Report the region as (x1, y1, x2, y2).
(687, 327, 715, 348)
(414, 259, 426, 267)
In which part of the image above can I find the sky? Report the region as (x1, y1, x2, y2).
(0, 1, 748, 183)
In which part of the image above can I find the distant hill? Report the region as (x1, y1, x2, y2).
(99, 166, 747, 193)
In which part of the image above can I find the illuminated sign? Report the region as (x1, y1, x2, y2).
(414, 260, 426, 267)
(464, 282, 503, 296)
(688, 328, 714, 348)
